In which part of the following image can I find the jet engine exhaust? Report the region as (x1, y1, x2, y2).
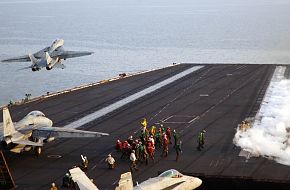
(32, 67, 40, 71)
(3, 137, 12, 146)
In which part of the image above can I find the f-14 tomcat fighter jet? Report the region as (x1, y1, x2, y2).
(0, 107, 108, 155)
(1, 39, 93, 71)
(70, 169, 202, 190)
(115, 169, 202, 190)
(134, 169, 202, 190)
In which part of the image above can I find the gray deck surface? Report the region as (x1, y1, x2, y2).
(2, 64, 289, 190)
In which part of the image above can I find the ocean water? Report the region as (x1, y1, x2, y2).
(0, 0, 290, 106)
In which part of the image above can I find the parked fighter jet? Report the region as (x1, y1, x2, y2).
(1, 39, 93, 71)
(69, 168, 201, 190)
(0, 107, 108, 155)
(116, 169, 202, 190)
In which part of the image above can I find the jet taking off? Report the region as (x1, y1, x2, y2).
(28, 52, 64, 71)
(0, 107, 109, 155)
(1, 39, 93, 71)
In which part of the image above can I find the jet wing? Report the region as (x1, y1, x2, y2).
(1, 55, 31, 62)
(1, 47, 50, 62)
(9, 140, 43, 153)
(32, 127, 109, 138)
(51, 50, 94, 60)
(53, 63, 66, 69)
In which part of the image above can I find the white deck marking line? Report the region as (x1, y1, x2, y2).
(188, 116, 200, 124)
(162, 115, 196, 124)
(162, 122, 188, 124)
(163, 115, 174, 122)
(64, 66, 203, 129)
(91, 165, 97, 170)
(112, 179, 119, 185)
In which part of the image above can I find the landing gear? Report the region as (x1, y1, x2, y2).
(35, 147, 42, 156)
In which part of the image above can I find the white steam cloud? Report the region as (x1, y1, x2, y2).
(234, 66, 290, 166)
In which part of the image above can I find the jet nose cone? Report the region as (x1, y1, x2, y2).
(194, 177, 202, 188)
(48, 119, 53, 127)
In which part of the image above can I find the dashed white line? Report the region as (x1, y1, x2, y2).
(112, 179, 119, 185)
(91, 165, 97, 170)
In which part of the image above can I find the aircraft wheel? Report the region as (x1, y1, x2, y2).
(35, 147, 42, 156)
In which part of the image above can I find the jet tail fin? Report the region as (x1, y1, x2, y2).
(69, 167, 99, 190)
(28, 53, 37, 66)
(115, 172, 133, 190)
(45, 52, 52, 64)
(3, 107, 16, 137)
(45, 52, 59, 69)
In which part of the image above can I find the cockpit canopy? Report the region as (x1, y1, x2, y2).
(27, 111, 45, 117)
(159, 169, 183, 178)
(52, 39, 60, 45)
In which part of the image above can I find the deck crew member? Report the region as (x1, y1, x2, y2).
(115, 139, 122, 152)
(130, 150, 138, 172)
(105, 154, 116, 169)
(197, 130, 206, 151)
(175, 140, 182, 161)
(81, 154, 89, 170)
(128, 135, 134, 145)
(149, 125, 156, 137)
(173, 129, 179, 147)
(50, 182, 58, 190)
(62, 173, 72, 188)
(162, 134, 169, 157)
(166, 127, 172, 144)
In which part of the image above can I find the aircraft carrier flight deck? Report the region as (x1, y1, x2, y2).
(1, 63, 290, 190)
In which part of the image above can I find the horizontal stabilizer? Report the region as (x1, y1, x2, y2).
(28, 53, 37, 66)
(10, 144, 26, 153)
(13, 139, 43, 146)
(45, 52, 52, 64)
(53, 63, 66, 69)
(32, 127, 109, 138)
